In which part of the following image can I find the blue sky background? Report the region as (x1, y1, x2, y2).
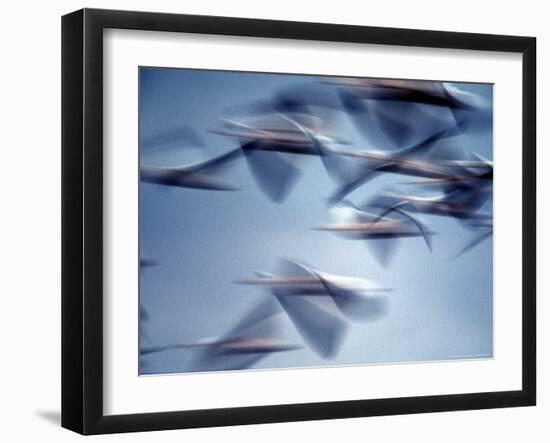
(139, 67, 493, 375)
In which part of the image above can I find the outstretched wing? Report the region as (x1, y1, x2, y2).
(395, 124, 462, 159)
(324, 128, 459, 205)
(141, 148, 242, 188)
(370, 100, 421, 147)
(364, 237, 401, 268)
(274, 294, 347, 359)
(271, 259, 347, 358)
(313, 272, 389, 323)
(223, 297, 282, 340)
(276, 258, 317, 279)
(326, 165, 385, 206)
(242, 145, 300, 203)
(185, 147, 243, 174)
(379, 206, 433, 252)
(454, 229, 493, 259)
(191, 298, 283, 372)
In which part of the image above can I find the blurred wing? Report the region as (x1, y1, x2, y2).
(326, 165, 384, 206)
(454, 229, 493, 259)
(272, 82, 342, 114)
(275, 295, 347, 359)
(339, 91, 396, 149)
(395, 124, 461, 159)
(316, 274, 389, 322)
(445, 186, 492, 212)
(210, 353, 270, 371)
(365, 237, 401, 268)
(421, 136, 467, 162)
(329, 202, 370, 225)
(191, 346, 270, 372)
(186, 147, 243, 174)
(385, 207, 433, 252)
(140, 257, 157, 270)
(370, 101, 419, 147)
(139, 306, 150, 322)
(312, 137, 363, 185)
(452, 106, 492, 135)
(243, 146, 300, 203)
(225, 297, 282, 340)
(276, 258, 317, 279)
(139, 306, 152, 347)
(191, 298, 282, 372)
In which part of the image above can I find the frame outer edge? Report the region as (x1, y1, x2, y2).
(521, 37, 536, 405)
(61, 8, 537, 434)
(82, 8, 106, 434)
(61, 9, 85, 435)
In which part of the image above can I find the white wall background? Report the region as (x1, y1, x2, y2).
(0, 1, 545, 441)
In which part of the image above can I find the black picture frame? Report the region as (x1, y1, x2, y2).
(62, 8, 536, 435)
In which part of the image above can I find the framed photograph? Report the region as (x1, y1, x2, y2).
(62, 8, 536, 435)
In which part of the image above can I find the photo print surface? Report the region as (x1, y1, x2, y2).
(139, 67, 493, 375)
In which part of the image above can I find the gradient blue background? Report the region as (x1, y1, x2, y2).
(139, 67, 493, 375)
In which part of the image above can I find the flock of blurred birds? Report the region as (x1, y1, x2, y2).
(139, 77, 493, 373)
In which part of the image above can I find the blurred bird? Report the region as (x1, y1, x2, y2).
(139, 257, 158, 270)
(237, 259, 390, 358)
(140, 298, 300, 372)
(214, 114, 343, 202)
(453, 219, 493, 259)
(140, 147, 242, 190)
(322, 126, 468, 205)
(363, 186, 491, 259)
(223, 81, 343, 130)
(330, 78, 490, 148)
(139, 306, 152, 372)
(330, 78, 483, 110)
(370, 186, 492, 223)
(314, 202, 433, 267)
